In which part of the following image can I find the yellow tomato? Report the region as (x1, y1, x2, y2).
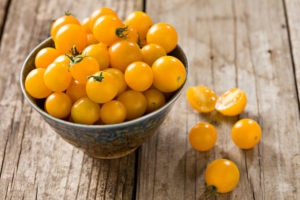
(25, 68, 51, 99)
(104, 68, 127, 95)
(53, 54, 70, 66)
(35, 47, 60, 68)
(44, 62, 72, 92)
(68, 55, 100, 84)
(55, 24, 87, 53)
(117, 90, 147, 120)
(144, 88, 166, 113)
(109, 40, 142, 71)
(125, 11, 152, 42)
(71, 97, 100, 125)
(205, 159, 240, 193)
(89, 7, 118, 31)
(82, 43, 109, 69)
(45, 92, 72, 119)
(100, 100, 127, 124)
(186, 86, 218, 113)
(81, 17, 91, 33)
(152, 56, 186, 92)
(146, 23, 178, 53)
(51, 15, 80, 40)
(86, 71, 118, 103)
(125, 61, 153, 92)
(93, 15, 124, 46)
(66, 79, 87, 102)
(141, 43, 166, 66)
(231, 119, 261, 149)
(215, 88, 247, 116)
(189, 122, 217, 151)
(86, 34, 98, 45)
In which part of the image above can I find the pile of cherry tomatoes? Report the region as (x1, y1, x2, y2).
(186, 86, 262, 193)
(25, 8, 186, 125)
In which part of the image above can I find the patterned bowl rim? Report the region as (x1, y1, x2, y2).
(20, 37, 189, 129)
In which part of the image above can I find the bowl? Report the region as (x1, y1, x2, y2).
(20, 38, 189, 159)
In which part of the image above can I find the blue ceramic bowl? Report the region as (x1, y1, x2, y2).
(20, 38, 188, 159)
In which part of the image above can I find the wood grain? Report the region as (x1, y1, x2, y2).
(136, 0, 300, 199)
(0, 0, 142, 199)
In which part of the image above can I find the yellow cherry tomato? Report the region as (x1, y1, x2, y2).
(71, 97, 100, 125)
(100, 100, 127, 124)
(86, 71, 118, 103)
(53, 54, 71, 66)
(89, 7, 118, 31)
(51, 14, 80, 40)
(66, 79, 87, 102)
(55, 24, 87, 53)
(152, 56, 186, 92)
(109, 40, 142, 71)
(35, 47, 60, 68)
(231, 119, 261, 149)
(205, 159, 240, 193)
(116, 27, 139, 43)
(81, 17, 91, 33)
(186, 86, 218, 113)
(125, 11, 153, 42)
(45, 92, 72, 119)
(82, 43, 109, 69)
(144, 88, 166, 113)
(44, 62, 72, 92)
(117, 90, 147, 120)
(141, 43, 166, 66)
(215, 88, 247, 116)
(104, 68, 127, 95)
(189, 122, 217, 151)
(125, 61, 153, 92)
(25, 68, 51, 99)
(68, 55, 100, 84)
(86, 34, 98, 45)
(147, 23, 178, 53)
(93, 15, 124, 46)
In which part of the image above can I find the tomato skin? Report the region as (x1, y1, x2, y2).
(69, 56, 100, 84)
(66, 79, 87, 102)
(93, 15, 124, 46)
(100, 100, 127, 124)
(205, 159, 240, 193)
(146, 23, 178, 53)
(45, 92, 72, 119)
(51, 15, 80, 40)
(141, 44, 166, 66)
(81, 17, 92, 33)
(186, 86, 218, 113)
(35, 47, 60, 68)
(143, 88, 166, 113)
(152, 56, 186, 92)
(109, 40, 143, 72)
(189, 122, 217, 151)
(86, 34, 99, 45)
(117, 90, 147, 120)
(125, 11, 152, 42)
(215, 88, 247, 116)
(89, 7, 118, 31)
(55, 24, 87, 53)
(53, 54, 70, 66)
(71, 97, 100, 125)
(25, 68, 51, 99)
(44, 62, 72, 92)
(231, 119, 261, 149)
(86, 71, 119, 103)
(125, 61, 153, 92)
(82, 43, 109, 69)
(104, 68, 127, 95)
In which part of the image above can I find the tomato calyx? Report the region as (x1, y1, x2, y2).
(204, 185, 218, 197)
(65, 10, 72, 16)
(65, 54, 87, 70)
(69, 45, 80, 56)
(137, 33, 142, 48)
(88, 72, 104, 82)
(115, 25, 129, 39)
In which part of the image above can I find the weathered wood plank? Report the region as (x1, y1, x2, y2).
(0, 0, 11, 41)
(137, 0, 300, 199)
(0, 0, 142, 199)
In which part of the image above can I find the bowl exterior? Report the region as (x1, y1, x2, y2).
(20, 38, 188, 159)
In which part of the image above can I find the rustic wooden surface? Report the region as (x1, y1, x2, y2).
(0, 0, 299, 200)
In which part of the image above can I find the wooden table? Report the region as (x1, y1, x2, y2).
(0, 0, 299, 199)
